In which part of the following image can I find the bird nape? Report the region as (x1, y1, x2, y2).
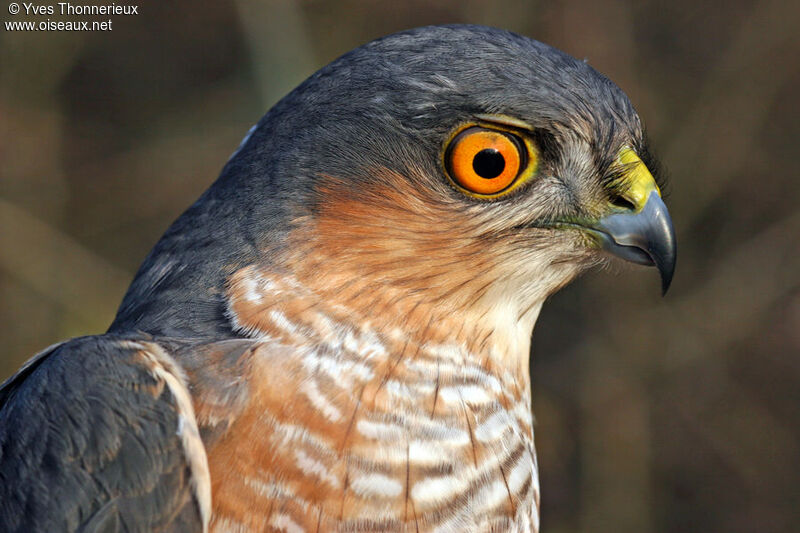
(0, 25, 675, 533)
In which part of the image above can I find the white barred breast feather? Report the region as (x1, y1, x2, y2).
(192, 266, 542, 532)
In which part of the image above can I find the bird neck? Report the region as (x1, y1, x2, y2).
(225, 263, 540, 387)
(200, 261, 543, 531)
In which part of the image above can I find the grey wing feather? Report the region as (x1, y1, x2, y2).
(0, 335, 207, 533)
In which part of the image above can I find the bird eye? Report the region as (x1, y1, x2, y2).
(445, 126, 532, 196)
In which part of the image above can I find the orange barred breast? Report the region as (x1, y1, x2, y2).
(186, 268, 540, 532)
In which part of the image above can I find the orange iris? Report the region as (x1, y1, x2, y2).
(446, 127, 525, 195)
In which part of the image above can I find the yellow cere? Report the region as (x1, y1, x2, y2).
(616, 147, 661, 212)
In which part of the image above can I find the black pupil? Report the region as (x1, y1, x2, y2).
(472, 148, 505, 179)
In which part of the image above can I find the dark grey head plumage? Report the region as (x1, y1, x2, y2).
(111, 24, 672, 338)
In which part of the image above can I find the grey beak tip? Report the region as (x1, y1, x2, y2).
(595, 191, 677, 295)
(660, 259, 675, 296)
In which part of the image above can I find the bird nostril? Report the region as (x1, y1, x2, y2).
(609, 193, 636, 211)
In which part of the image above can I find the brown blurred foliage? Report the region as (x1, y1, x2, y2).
(1, 1, 798, 532)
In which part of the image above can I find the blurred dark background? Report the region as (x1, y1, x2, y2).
(1, 1, 798, 531)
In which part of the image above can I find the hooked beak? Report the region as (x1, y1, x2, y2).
(582, 147, 677, 294)
(590, 190, 676, 294)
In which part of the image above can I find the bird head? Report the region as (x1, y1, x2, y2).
(115, 25, 676, 354)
